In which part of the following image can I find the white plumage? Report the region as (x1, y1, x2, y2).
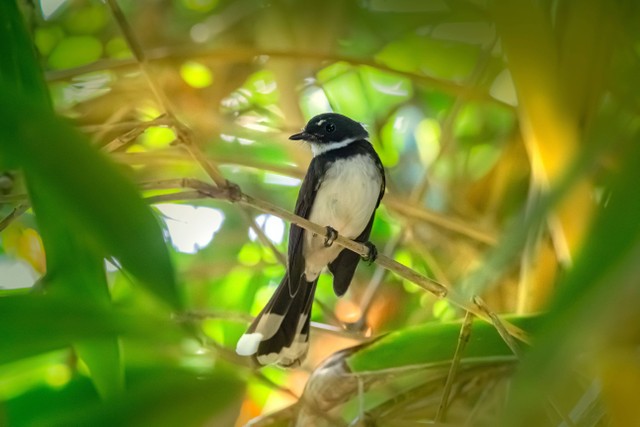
(303, 153, 382, 281)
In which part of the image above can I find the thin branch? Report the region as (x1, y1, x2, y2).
(105, 0, 178, 119)
(149, 177, 529, 342)
(473, 296, 523, 357)
(182, 142, 229, 189)
(45, 46, 512, 109)
(102, 114, 170, 152)
(0, 194, 28, 204)
(238, 208, 287, 266)
(385, 196, 498, 245)
(121, 151, 498, 245)
(436, 310, 475, 422)
(0, 203, 30, 232)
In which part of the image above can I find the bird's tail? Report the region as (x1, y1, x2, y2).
(236, 274, 318, 367)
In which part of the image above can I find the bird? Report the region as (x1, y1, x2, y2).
(235, 112, 385, 367)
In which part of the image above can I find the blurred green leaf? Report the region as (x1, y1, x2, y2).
(5, 367, 243, 427)
(1, 0, 126, 399)
(74, 339, 124, 400)
(29, 183, 124, 399)
(1, 0, 179, 309)
(0, 294, 181, 364)
(347, 315, 540, 372)
(506, 131, 640, 425)
(0, 0, 50, 123)
(0, 295, 114, 363)
(320, 64, 372, 122)
(376, 34, 480, 81)
(48, 35, 103, 69)
(0, 87, 180, 308)
(63, 4, 108, 35)
(34, 26, 65, 56)
(360, 66, 413, 117)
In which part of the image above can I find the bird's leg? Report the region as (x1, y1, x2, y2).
(362, 242, 378, 264)
(225, 180, 243, 202)
(323, 226, 338, 247)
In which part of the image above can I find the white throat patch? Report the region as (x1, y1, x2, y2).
(311, 137, 362, 156)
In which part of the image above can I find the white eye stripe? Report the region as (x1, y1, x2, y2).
(311, 137, 363, 156)
(316, 119, 326, 126)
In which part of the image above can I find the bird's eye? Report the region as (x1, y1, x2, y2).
(325, 123, 336, 133)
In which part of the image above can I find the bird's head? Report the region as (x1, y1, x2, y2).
(289, 113, 368, 154)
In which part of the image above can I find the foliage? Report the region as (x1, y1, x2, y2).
(1, 0, 639, 426)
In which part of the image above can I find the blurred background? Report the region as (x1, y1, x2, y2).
(1, 0, 639, 426)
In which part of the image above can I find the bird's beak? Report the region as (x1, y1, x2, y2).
(289, 131, 316, 142)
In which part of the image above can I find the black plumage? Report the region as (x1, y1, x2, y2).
(236, 113, 385, 367)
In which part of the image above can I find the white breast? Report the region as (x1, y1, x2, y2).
(302, 154, 382, 280)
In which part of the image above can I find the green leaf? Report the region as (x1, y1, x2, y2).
(0, 294, 182, 365)
(5, 368, 243, 427)
(0, 295, 120, 363)
(29, 183, 125, 399)
(0, 86, 180, 308)
(48, 36, 103, 69)
(74, 339, 124, 400)
(0, 0, 50, 118)
(347, 315, 540, 372)
(0, 0, 180, 310)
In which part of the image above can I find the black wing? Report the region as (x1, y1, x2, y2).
(328, 214, 374, 296)
(328, 152, 385, 296)
(287, 156, 329, 296)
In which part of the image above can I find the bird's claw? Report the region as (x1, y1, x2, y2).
(225, 180, 242, 202)
(362, 242, 378, 264)
(324, 226, 338, 247)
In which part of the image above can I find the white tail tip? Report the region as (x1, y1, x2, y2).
(236, 332, 263, 356)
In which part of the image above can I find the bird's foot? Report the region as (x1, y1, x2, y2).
(362, 242, 378, 264)
(225, 180, 242, 202)
(323, 226, 338, 247)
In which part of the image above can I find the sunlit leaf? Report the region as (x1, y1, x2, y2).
(48, 36, 103, 69)
(348, 316, 540, 372)
(141, 126, 177, 148)
(180, 60, 214, 88)
(34, 25, 65, 56)
(105, 36, 132, 59)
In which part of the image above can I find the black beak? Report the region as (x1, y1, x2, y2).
(289, 131, 316, 142)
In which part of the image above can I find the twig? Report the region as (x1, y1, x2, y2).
(349, 231, 405, 332)
(102, 114, 170, 153)
(436, 310, 474, 422)
(0, 203, 30, 232)
(238, 208, 287, 266)
(385, 196, 498, 245)
(105, 0, 178, 119)
(182, 142, 228, 189)
(474, 296, 523, 357)
(0, 194, 28, 204)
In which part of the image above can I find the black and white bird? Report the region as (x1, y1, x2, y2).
(235, 113, 385, 367)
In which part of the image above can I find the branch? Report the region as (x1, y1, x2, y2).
(385, 196, 498, 245)
(148, 178, 530, 343)
(0, 203, 29, 232)
(45, 46, 511, 109)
